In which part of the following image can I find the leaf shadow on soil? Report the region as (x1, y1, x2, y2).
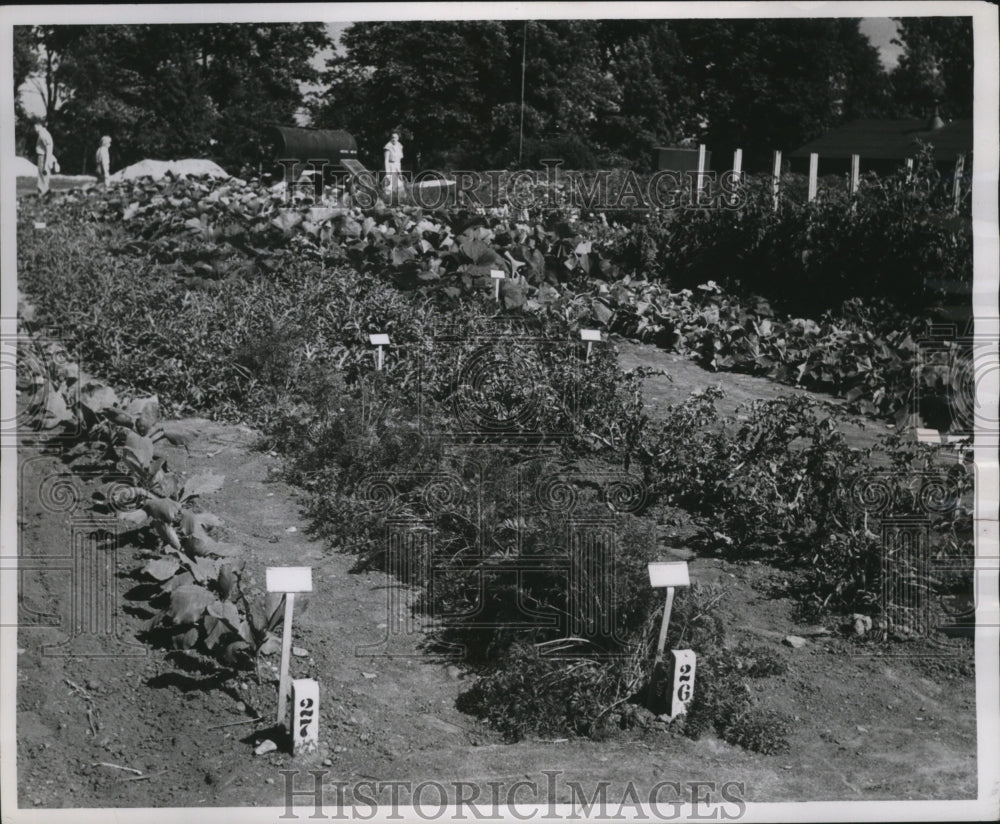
(144, 650, 242, 700)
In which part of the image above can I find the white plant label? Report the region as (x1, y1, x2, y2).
(670, 650, 696, 718)
(647, 562, 690, 588)
(267, 566, 313, 729)
(292, 678, 320, 755)
(648, 561, 691, 664)
(266, 566, 313, 593)
(370, 334, 390, 370)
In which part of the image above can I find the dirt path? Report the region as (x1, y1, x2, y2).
(15, 347, 977, 809)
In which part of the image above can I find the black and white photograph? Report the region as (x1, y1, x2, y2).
(1, 3, 997, 821)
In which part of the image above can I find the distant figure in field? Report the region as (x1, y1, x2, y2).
(383, 132, 403, 194)
(95, 136, 112, 190)
(33, 121, 54, 196)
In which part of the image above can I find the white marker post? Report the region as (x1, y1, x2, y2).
(807, 153, 819, 203)
(771, 150, 782, 212)
(266, 566, 313, 732)
(952, 154, 965, 214)
(369, 333, 390, 371)
(292, 678, 320, 755)
(580, 329, 601, 362)
(849, 154, 861, 215)
(669, 649, 696, 718)
(731, 148, 743, 207)
(648, 561, 695, 718)
(696, 144, 707, 201)
(490, 268, 505, 303)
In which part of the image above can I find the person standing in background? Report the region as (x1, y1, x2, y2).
(95, 136, 112, 190)
(33, 121, 54, 196)
(383, 131, 403, 194)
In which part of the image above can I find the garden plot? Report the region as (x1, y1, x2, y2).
(12, 172, 977, 807)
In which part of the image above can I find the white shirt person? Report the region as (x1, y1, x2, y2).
(34, 122, 54, 195)
(95, 136, 112, 190)
(383, 132, 403, 192)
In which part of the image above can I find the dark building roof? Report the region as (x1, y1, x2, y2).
(790, 118, 972, 161)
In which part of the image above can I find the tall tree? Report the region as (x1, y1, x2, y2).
(591, 20, 698, 169)
(17, 24, 329, 174)
(312, 21, 511, 169)
(312, 20, 620, 169)
(889, 17, 973, 119)
(672, 18, 891, 169)
(12, 26, 39, 155)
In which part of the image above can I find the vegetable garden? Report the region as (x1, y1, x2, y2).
(15, 155, 975, 762)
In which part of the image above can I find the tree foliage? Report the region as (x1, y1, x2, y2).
(313, 18, 895, 171)
(14, 17, 973, 174)
(16, 23, 330, 174)
(888, 17, 973, 119)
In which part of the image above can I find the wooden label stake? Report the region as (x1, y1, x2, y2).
(369, 333, 390, 371)
(490, 269, 505, 302)
(580, 329, 601, 362)
(648, 561, 694, 718)
(669, 649, 696, 718)
(266, 567, 313, 730)
(648, 561, 691, 664)
(292, 678, 320, 755)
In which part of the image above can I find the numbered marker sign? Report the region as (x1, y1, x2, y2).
(647, 562, 690, 588)
(670, 649, 696, 718)
(292, 678, 320, 755)
(369, 333, 390, 371)
(580, 329, 601, 361)
(266, 567, 313, 593)
(490, 268, 505, 301)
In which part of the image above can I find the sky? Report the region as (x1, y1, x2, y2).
(858, 17, 904, 68)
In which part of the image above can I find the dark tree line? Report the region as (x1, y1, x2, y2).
(13, 23, 329, 173)
(14, 17, 973, 174)
(311, 17, 973, 171)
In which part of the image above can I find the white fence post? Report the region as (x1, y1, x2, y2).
(771, 150, 782, 212)
(952, 154, 965, 213)
(808, 153, 819, 202)
(849, 154, 860, 213)
(731, 148, 743, 206)
(696, 143, 707, 200)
